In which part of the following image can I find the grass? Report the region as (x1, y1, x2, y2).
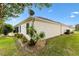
(1, 32, 79, 56)
(0, 36, 18, 56)
(36, 32, 79, 56)
(0, 36, 33, 56)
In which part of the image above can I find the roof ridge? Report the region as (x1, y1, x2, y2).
(35, 16, 72, 27)
(15, 16, 74, 28)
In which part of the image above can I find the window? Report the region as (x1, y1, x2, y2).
(26, 23, 29, 34)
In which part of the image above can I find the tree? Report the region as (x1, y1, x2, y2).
(3, 24, 13, 35)
(26, 4, 52, 46)
(0, 3, 52, 20)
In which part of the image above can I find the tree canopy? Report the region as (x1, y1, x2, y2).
(0, 3, 52, 20)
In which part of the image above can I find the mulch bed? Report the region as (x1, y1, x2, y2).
(16, 39, 47, 54)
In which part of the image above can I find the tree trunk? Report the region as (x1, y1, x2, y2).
(31, 17, 35, 28)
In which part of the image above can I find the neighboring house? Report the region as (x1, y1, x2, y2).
(75, 24, 79, 31)
(15, 16, 75, 40)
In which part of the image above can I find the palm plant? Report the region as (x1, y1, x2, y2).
(27, 4, 52, 46)
(27, 25, 45, 46)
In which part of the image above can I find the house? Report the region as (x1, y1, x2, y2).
(15, 16, 75, 40)
(75, 24, 79, 31)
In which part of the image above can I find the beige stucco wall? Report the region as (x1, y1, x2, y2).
(34, 20, 61, 39)
(61, 25, 75, 34)
(17, 18, 74, 40)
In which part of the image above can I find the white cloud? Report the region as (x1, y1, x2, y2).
(70, 15, 75, 18)
(48, 10, 53, 13)
(70, 11, 79, 18)
(72, 11, 79, 14)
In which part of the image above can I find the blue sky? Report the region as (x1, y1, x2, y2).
(6, 3, 79, 26)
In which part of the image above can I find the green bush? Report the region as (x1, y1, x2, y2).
(0, 27, 3, 34)
(64, 29, 71, 34)
(71, 31, 74, 34)
(39, 32, 45, 38)
(3, 24, 13, 35)
(15, 34, 28, 43)
(4, 24, 13, 32)
(3, 28, 8, 35)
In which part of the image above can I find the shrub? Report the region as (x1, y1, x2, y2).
(39, 32, 45, 38)
(15, 34, 23, 38)
(15, 34, 28, 43)
(28, 39, 35, 46)
(64, 29, 71, 34)
(4, 24, 13, 32)
(0, 27, 3, 34)
(71, 31, 74, 34)
(26, 25, 45, 46)
(3, 28, 8, 35)
(28, 32, 45, 46)
(3, 24, 13, 35)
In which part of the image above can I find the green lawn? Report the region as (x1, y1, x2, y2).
(1, 32, 79, 56)
(0, 36, 18, 56)
(36, 32, 79, 56)
(0, 36, 32, 56)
